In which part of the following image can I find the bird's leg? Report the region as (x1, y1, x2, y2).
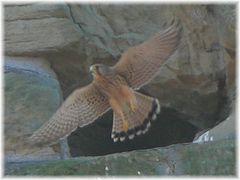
(129, 98, 137, 113)
(109, 97, 129, 132)
(116, 104, 129, 132)
(121, 86, 138, 113)
(128, 92, 137, 113)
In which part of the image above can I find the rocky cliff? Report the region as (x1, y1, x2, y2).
(4, 3, 236, 175)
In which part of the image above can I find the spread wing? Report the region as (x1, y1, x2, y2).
(29, 83, 110, 145)
(113, 19, 182, 89)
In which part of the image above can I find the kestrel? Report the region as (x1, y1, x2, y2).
(29, 19, 182, 145)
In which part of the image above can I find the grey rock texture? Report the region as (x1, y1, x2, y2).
(4, 139, 235, 176)
(4, 57, 62, 162)
(4, 4, 82, 56)
(4, 3, 236, 160)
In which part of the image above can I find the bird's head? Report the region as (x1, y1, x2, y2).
(89, 64, 114, 78)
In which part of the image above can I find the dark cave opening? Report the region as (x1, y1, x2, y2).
(68, 106, 200, 157)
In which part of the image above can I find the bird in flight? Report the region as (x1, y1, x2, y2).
(29, 19, 182, 145)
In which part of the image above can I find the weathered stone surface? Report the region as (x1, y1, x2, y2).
(4, 57, 62, 162)
(4, 139, 235, 176)
(4, 4, 81, 56)
(4, 4, 69, 21)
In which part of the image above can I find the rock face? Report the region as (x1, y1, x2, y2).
(193, 107, 235, 143)
(4, 57, 62, 162)
(4, 3, 236, 159)
(4, 4, 82, 56)
(4, 139, 235, 176)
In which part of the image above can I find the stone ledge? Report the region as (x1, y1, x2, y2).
(4, 139, 235, 176)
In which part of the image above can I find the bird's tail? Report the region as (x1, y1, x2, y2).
(111, 92, 160, 142)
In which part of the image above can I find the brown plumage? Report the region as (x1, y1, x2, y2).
(29, 19, 182, 145)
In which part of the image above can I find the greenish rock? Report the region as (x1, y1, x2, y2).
(4, 57, 62, 162)
(181, 140, 236, 175)
(4, 139, 235, 176)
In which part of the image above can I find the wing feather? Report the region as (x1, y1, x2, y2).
(29, 83, 110, 145)
(113, 19, 182, 89)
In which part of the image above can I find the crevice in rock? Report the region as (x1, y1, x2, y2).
(5, 16, 68, 22)
(66, 4, 122, 58)
(66, 4, 86, 35)
(4, 4, 34, 7)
